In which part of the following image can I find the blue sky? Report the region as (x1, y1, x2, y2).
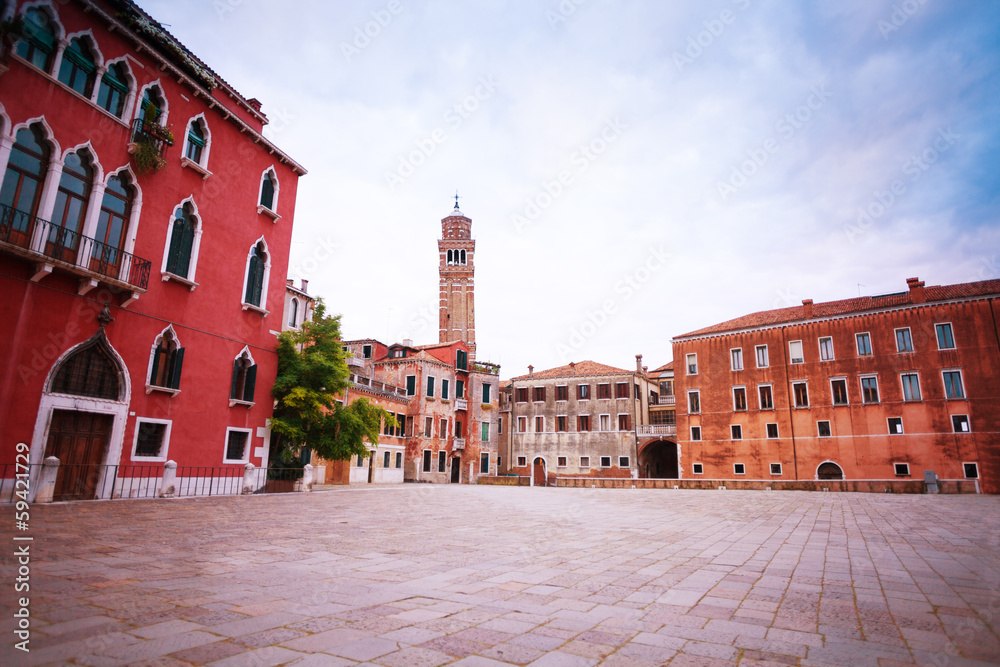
(143, 0, 1000, 378)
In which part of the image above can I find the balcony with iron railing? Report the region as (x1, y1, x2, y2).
(0, 203, 151, 292)
(636, 424, 677, 437)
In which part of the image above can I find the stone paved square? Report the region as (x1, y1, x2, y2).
(3, 486, 1000, 665)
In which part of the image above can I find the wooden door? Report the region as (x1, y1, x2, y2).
(44, 410, 112, 500)
(533, 458, 546, 487)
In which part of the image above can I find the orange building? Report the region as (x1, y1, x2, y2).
(672, 277, 1000, 493)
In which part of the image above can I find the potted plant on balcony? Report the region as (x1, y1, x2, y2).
(130, 141, 167, 175)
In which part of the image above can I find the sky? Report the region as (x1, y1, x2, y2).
(142, 0, 1000, 379)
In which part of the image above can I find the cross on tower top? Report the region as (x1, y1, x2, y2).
(453, 190, 461, 210)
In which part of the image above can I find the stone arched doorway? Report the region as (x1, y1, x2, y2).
(817, 461, 844, 480)
(639, 440, 679, 479)
(532, 457, 547, 487)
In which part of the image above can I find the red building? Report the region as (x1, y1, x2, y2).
(0, 0, 305, 499)
(672, 278, 1000, 493)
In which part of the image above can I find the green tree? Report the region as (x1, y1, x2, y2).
(270, 299, 393, 465)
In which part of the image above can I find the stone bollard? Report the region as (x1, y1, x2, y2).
(160, 460, 177, 498)
(35, 456, 60, 503)
(242, 463, 256, 495)
(301, 464, 313, 492)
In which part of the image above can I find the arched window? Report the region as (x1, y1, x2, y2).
(58, 37, 97, 97)
(184, 120, 206, 164)
(244, 242, 267, 307)
(51, 338, 121, 400)
(46, 150, 93, 262)
(260, 172, 275, 210)
(149, 328, 184, 391)
(16, 8, 57, 72)
(288, 297, 298, 327)
(97, 63, 129, 118)
(165, 203, 197, 279)
(138, 85, 165, 125)
(447, 249, 453, 264)
(460, 249, 466, 265)
(90, 173, 133, 277)
(817, 461, 844, 480)
(0, 125, 51, 248)
(230, 349, 257, 404)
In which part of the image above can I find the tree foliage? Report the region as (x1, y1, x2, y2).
(270, 299, 393, 463)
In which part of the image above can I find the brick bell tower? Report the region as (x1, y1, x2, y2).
(438, 196, 476, 360)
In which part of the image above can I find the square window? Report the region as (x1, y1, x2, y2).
(556, 385, 568, 401)
(730, 348, 743, 371)
(580, 456, 590, 468)
(952, 415, 970, 433)
(861, 376, 879, 403)
(770, 463, 782, 475)
(693, 463, 704, 474)
(793, 382, 809, 408)
(766, 423, 779, 439)
(901, 373, 921, 401)
(687, 353, 698, 375)
(943, 370, 965, 399)
(831, 378, 849, 405)
(691, 426, 702, 441)
(557, 456, 567, 467)
(556, 415, 567, 432)
(578, 384, 591, 400)
(688, 390, 701, 414)
(894, 463, 910, 476)
(758, 385, 773, 410)
(895, 328, 913, 352)
(617, 414, 630, 431)
(578, 415, 591, 431)
(517, 456, 527, 467)
(734, 463, 746, 475)
(597, 383, 611, 399)
(438, 451, 446, 472)
(599, 414, 610, 431)
(936, 323, 955, 349)
(733, 387, 747, 411)
(516, 387, 528, 403)
(856, 332, 873, 356)
(224, 428, 250, 463)
(817, 421, 831, 437)
(789, 340, 804, 364)
(964, 462, 979, 479)
(533, 386, 545, 402)
(619, 456, 630, 468)
(731, 424, 743, 440)
(517, 416, 527, 432)
(362, 344, 372, 359)
(134, 419, 170, 460)
(535, 416, 544, 432)
(600, 456, 612, 468)
(615, 382, 629, 398)
(755, 345, 769, 368)
(819, 337, 835, 361)
(888, 417, 903, 434)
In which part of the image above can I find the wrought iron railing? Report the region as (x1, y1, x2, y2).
(130, 118, 172, 157)
(0, 203, 151, 290)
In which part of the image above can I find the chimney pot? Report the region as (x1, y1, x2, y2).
(907, 277, 926, 303)
(802, 299, 814, 318)
(300, 279, 309, 293)
(528, 365, 534, 376)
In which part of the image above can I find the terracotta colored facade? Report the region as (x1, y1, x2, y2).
(672, 278, 1000, 493)
(0, 0, 304, 498)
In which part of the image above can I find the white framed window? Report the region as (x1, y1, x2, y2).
(161, 198, 203, 286)
(817, 421, 831, 437)
(481, 421, 489, 441)
(288, 297, 299, 328)
(223, 427, 252, 464)
(894, 463, 910, 477)
(895, 327, 913, 353)
(441, 378, 450, 400)
(856, 332, 873, 356)
(556, 415, 567, 432)
(405, 375, 416, 396)
(555, 384, 568, 401)
(600, 456, 612, 468)
(557, 456, 567, 468)
(860, 375, 879, 404)
(618, 456, 630, 468)
(733, 386, 747, 411)
(692, 463, 704, 474)
(229, 347, 257, 406)
(733, 463, 746, 475)
(788, 340, 804, 364)
(181, 114, 212, 175)
(952, 415, 970, 433)
(935, 323, 956, 350)
(147, 325, 184, 394)
(686, 353, 697, 375)
(758, 384, 773, 410)
(690, 426, 702, 441)
(617, 413, 630, 431)
(766, 423, 778, 439)
(517, 416, 527, 433)
(132, 418, 172, 461)
(755, 344, 769, 368)
(819, 337, 834, 361)
(901, 373, 921, 401)
(258, 166, 280, 219)
(516, 455, 527, 467)
(769, 463, 782, 475)
(887, 417, 903, 434)
(688, 390, 700, 414)
(792, 381, 809, 408)
(534, 416, 544, 432)
(426, 375, 436, 398)
(438, 451, 446, 472)
(420, 450, 431, 471)
(942, 370, 965, 399)
(730, 348, 743, 371)
(241, 237, 271, 313)
(580, 456, 590, 468)
(424, 417, 432, 438)
(963, 462, 979, 479)
(731, 424, 742, 440)
(599, 414, 611, 431)
(831, 378, 849, 405)
(439, 418, 447, 438)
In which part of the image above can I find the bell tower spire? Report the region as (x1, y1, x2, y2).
(438, 197, 476, 361)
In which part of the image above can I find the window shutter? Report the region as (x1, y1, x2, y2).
(149, 345, 162, 385)
(169, 348, 185, 390)
(230, 358, 240, 399)
(166, 216, 194, 277)
(244, 364, 257, 402)
(63, 41, 95, 72)
(102, 67, 128, 93)
(245, 254, 264, 306)
(260, 176, 275, 209)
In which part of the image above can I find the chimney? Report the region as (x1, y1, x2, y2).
(286, 278, 293, 286)
(528, 365, 534, 376)
(247, 98, 263, 112)
(906, 277, 926, 304)
(568, 362, 575, 373)
(403, 339, 413, 347)
(300, 279, 309, 294)
(635, 354, 643, 374)
(802, 299, 814, 319)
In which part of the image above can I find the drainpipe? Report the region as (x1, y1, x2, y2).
(780, 326, 800, 480)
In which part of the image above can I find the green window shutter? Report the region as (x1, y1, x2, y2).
(63, 41, 96, 72)
(245, 254, 264, 306)
(260, 176, 275, 209)
(482, 384, 490, 403)
(23, 11, 55, 51)
(102, 68, 128, 93)
(149, 345, 162, 385)
(244, 364, 257, 402)
(230, 358, 239, 399)
(406, 375, 415, 396)
(456, 380, 464, 398)
(166, 216, 193, 277)
(169, 348, 185, 390)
